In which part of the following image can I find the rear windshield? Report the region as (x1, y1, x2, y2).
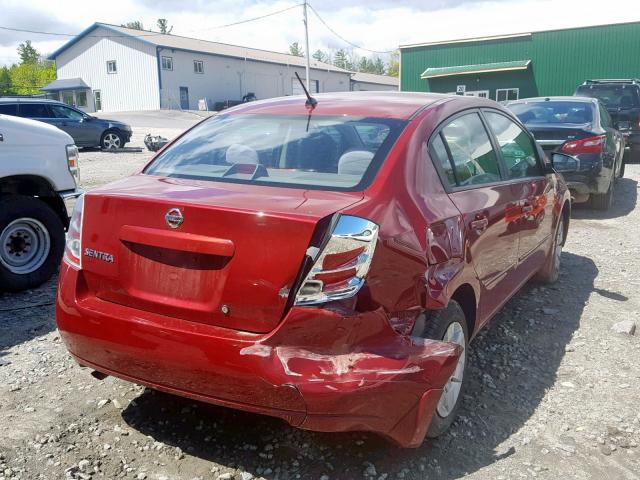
(509, 101, 593, 125)
(145, 114, 406, 190)
(575, 84, 640, 109)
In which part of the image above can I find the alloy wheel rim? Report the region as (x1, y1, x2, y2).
(0, 218, 51, 274)
(103, 133, 121, 149)
(437, 321, 466, 418)
(554, 219, 563, 272)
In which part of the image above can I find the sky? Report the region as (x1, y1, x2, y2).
(1, 0, 638, 66)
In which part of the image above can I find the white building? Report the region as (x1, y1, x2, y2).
(46, 23, 354, 113)
(350, 72, 398, 91)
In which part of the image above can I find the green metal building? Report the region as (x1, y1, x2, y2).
(399, 21, 640, 101)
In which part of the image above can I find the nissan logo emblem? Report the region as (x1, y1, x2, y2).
(165, 208, 184, 229)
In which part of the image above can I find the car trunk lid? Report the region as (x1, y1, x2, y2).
(528, 124, 593, 155)
(80, 174, 363, 333)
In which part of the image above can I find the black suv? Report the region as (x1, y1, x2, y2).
(575, 79, 640, 161)
(0, 98, 132, 149)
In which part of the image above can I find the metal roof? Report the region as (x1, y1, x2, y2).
(49, 23, 351, 74)
(351, 72, 399, 86)
(421, 60, 531, 79)
(41, 77, 90, 91)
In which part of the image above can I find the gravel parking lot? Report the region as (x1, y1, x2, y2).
(0, 113, 639, 480)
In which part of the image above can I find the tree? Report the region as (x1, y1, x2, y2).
(289, 42, 304, 57)
(121, 21, 144, 30)
(312, 49, 330, 63)
(0, 67, 11, 95)
(8, 60, 56, 95)
(333, 49, 354, 70)
(157, 18, 172, 34)
(18, 40, 39, 64)
(387, 50, 399, 77)
(358, 56, 371, 73)
(371, 56, 386, 75)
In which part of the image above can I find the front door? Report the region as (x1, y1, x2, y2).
(436, 111, 522, 323)
(94, 90, 102, 111)
(179, 87, 189, 110)
(482, 110, 554, 266)
(49, 104, 101, 147)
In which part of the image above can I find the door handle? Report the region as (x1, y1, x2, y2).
(0, 133, 3, 142)
(470, 215, 488, 233)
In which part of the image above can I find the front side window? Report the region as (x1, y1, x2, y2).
(50, 104, 85, 120)
(19, 103, 53, 118)
(161, 56, 173, 70)
(194, 60, 204, 74)
(440, 113, 501, 187)
(484, 111, 542, 179)
(107, 60, 117, 74)
(145, 114, 406, 191)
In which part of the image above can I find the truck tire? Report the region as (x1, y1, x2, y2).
(0, 195, 65, 292)
(412, 300, 469, 439)
(590, 178, 614, 210)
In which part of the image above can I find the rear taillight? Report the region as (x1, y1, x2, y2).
(561, 135, 605, 155)
(63, 194, 84, 268)
(66, 145, 80, 183)
(294, 215, 379, 306)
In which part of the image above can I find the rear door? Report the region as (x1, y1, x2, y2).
(433, 111, 522, 322)
(483, 109, 554, 270)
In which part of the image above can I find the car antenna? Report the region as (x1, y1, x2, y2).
(295, 72, 317, 108)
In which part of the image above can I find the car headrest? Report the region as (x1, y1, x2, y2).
(226, 144, 259, 164)
(338, 150, 375, 176)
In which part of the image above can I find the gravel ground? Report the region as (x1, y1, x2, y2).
(0, 126, 639, 479)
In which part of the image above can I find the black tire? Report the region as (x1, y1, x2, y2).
(0, 196, 65, 292)
(412, 300, 469, 438)
(590, 178, 614, 210)
(535, 214, 565, 284)
(100, 130, 124, 150)
(618, 158, 625, 178)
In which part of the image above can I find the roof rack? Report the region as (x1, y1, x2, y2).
(583, 79, 640, 85)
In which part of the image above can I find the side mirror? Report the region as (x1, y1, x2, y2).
(550, 153, 579, 173)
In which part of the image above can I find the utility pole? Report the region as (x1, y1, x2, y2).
(303, 1, 311, 92)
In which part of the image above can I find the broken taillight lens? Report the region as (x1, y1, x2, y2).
(63, 194, 84, 269)
(294, 215, 379, 306)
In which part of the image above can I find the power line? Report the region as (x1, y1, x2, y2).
(0, 4, 304, 40)
(307, 3, 395, 54)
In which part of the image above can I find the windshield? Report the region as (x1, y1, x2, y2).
(145, 114, 406, 190)
(575, 84, 640, 109)
(509, 101, 593, 125)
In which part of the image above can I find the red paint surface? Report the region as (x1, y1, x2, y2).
(56, 92, 570, 447)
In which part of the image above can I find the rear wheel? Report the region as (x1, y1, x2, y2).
(535, 215, 564, 284)
(413, 300, 469, 438)
(0, 196, 65, 292)
(590, 178, 614, 210)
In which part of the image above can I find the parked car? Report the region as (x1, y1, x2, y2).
(56, 92, 570, 447)
(0, 98, 132, 149)
(575, 79, 640, 162)
(507, 96, 624, 210)
(0, 113, 81, 291)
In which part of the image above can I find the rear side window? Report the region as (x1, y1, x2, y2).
(439, 113, 501, 187)
(19, 103, 53, 118)
(484, 111, 542, 179)
(0, 104, 17, 115)
(576, 84, 640, 109)
(145, 114, 407, 191)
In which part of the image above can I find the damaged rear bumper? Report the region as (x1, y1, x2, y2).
(56, 264, 461, 447)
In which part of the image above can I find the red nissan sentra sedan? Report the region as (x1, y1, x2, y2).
(56, 92, 570, 447)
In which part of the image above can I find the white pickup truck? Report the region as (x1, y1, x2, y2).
(0, 113, 81, 292)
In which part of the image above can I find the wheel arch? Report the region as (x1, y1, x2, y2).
(450, 283, 477, 338)
(0, 175, 68, 228)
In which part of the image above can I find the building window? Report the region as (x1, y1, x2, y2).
(107, 60, 117, 74)
(75, 91, 88, 107)
(161, 56, 173, 70)
(496, 88, 519, 102)
(194, 60, 204, 74)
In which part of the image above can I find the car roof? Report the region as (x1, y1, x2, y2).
(224, 91, 457, 120)
(0, 97, 63, 104)
(507, 96, 598, 105)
